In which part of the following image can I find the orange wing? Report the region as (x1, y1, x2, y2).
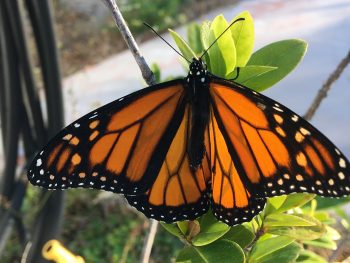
(28, 81, 187, 195)
(208, 109, 266, 225)
(210, 79, 350, 202)
(126, 106, 211, 222)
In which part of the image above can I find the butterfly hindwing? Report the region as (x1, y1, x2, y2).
(125, 106, 211, 222)
(28, 80, 187, 195)
(208, 108, 266, 225)
(209, 79, 350, 199)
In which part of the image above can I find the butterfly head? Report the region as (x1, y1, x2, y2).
(187, 58, 208, 84)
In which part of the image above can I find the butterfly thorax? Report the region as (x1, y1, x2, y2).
(186, 58, 210, 170)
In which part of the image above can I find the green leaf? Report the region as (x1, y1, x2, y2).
(276, 194, 315, 213)
(264, 195, 288, 215)
(176, 240, 245, 263)
(248, 236, 298, 263)
(177, 221, 189, 235)
(303, 226, 340, 250)
(265, 194, 315, 216)
(150, 63, 161, 83)
(208, 15, 236, 77)
(161, 222, 184, 238)
(265, 213, 318, 227)
(200, 21, 211, 69)
(296, 250, 327, 263)
(176, 247, 203, 263)
(231, 65, 277, 85)
(303, 237, 337, 250)
(230, 11, 254, 67)
(192, 211, 230, 246)
(246, 39, 307, 91)
(265, 194, 315, 215)
(169, 29, 197, 62)
(252, 242, 301, 263)
(222, 224, 255, 248)
(312, 211, 336, 225)
(265, 214, 326, 240)
(187, 23, 203, 55)
(314, 196, 350, 210)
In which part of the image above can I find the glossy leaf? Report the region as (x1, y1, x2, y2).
(252, 242, 301, 263)
(187, 23, 203, 55)
(222, 224, 255, 248)
(296, 250, 327, 263)
(176, 247, 203, 263)
(264, 195, 288, 215)
(230, 11, 254, 67)
(200, 20, 211, 68)
(232, 65, 277, 85)
(192, 211, 230, 246)
(264, 213, 318, 227)
(208, 15, 236, 77)
(265, 194, 315, 215)
(248, 236, 298, 263)
(177, 221, 189, 235)
(313, 211, 336, 225)
(303, 226, 340, 250)
(176, 240, 245, 263)
(246, 39, 307, 91)
(161, 222, 184, 238)
(151, 63, 161, 83)
(265, 214, 326, 240)
(169, 29, 197, 62)
(314, 196, 350, 210)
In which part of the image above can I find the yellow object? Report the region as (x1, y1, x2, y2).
(42, 240, 85, 263)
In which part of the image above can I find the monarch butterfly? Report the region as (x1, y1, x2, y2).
(28, 39, 350, 227)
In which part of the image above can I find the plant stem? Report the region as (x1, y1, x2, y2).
(100, 0, 156, 85)
(304, 50, 350, 121)
(141, 220, 158, 263)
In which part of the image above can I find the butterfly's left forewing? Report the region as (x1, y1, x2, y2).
(28, 81, 187, 195)
(209, 79, 350, 201)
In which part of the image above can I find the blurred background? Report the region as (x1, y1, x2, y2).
(0, 0, 349, 262)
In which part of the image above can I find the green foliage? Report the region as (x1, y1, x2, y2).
(177, 240, 245, 263)
(160, 11, 347, 262)
(244, 39, 307, 91)
(120, 0, 187, 34)
(169, 11, 307, 90)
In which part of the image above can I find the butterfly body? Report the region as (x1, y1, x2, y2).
(28, 58, 350, 226)
(186, 59, 211, 169)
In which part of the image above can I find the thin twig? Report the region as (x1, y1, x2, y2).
(303, 50, 350, 121)
(101, 0, 156, 85)
(141, 220, 158, 263)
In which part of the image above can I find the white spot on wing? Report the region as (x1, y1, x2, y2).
(339, 158, 346, 168)
(338, 172, 345, 180)
(273, 106, 283, 112)
(291, 115, 299, 122)
(36, 159, 42, 167)
(89, 115, 98, 119)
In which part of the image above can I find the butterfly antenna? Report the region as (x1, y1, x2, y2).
(200, 17, 245, 60)
(143, 22, 191, 63)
